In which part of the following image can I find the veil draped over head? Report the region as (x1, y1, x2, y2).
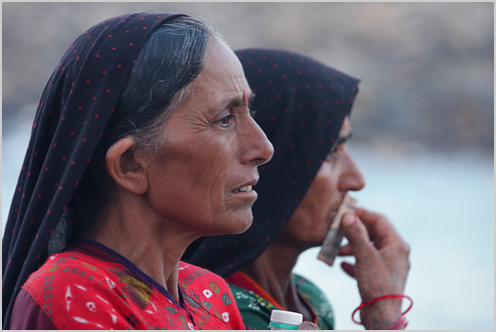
(183, 48, 360, 277)
(2, 12, 185, 328)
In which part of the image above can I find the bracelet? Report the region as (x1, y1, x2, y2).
(389, 315, 408, 330)
(351, 294, 413, 325)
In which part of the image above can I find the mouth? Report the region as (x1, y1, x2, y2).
(231, 177, 258, 194)
(233, 185, 253, 192)
(326, 195, 348, 224)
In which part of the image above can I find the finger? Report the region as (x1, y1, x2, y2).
(338, 243, 353, 256)
(297, 321, 319, 330)
(340, 261, 356, 278)
(340, 213, 372, 255)
(356, 207, 410, 261)
(355, 207, 401, 247)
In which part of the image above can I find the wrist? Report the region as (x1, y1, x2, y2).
(361, 299, 401, 329)
(352, 294, 413, 330)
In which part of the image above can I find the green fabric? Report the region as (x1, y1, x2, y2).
(229, 274, 334, 330)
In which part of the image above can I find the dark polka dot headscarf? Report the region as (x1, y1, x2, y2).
(183, 48, 360, 277)
(2, 12, 185, 328)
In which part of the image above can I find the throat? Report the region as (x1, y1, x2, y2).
(239, 250, 315, 322)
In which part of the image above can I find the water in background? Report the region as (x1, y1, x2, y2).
(2, 118, 494, 330)
(293, 145, 494, 330)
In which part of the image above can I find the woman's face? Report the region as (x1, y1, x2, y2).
(275, 117, 365, 249)
(145, 40, 274, 237)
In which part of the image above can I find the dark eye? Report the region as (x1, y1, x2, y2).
(326, 145, 339, 160)
(216, 114, 235, 128)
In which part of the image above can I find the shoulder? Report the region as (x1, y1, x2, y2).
(294, 273, 329, 302)
(23, 251, 117, 292)
(229, 283, 272, 311)
(10, 288, 56, 329)
(22, 251, 140, 329)
(178, 262, 244, 329)
(294, 273, 322, 291)
(228, 283, 274, 330)
(294, 274, 334, 329)
(178, 261, 231, 296)
(178, 262, 236, 306)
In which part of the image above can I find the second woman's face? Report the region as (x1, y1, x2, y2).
(145, 40, 274, 237)
(275, 117, 366, 249)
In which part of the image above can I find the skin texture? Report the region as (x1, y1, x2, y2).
(274, 118, 365, 249)
(241, 117, 410, 329)
(339, 209, 410, 329)
(242, 117, 365, 320)
(87, 39, 274, 302)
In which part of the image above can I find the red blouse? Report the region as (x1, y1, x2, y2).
(10, 240, 244, 330)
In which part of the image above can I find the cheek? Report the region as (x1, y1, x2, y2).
(308, 171, 338, 211)
(167, 134, 232, 184)
(197, 141, 236, 198)
(169, 138, 238, 220)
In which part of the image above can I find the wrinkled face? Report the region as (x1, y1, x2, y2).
(145, 40, 274, 237)
(274, 117, 365, 249)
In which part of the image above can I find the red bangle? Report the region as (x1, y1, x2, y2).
(389, 315, 408, 330)
(351, 294, 413, 325)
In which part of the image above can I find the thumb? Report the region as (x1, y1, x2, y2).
(341, 213, 370, 251)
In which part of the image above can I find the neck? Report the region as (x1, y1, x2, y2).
(86, 194, 197, 302)
(240, 242, 314, 320)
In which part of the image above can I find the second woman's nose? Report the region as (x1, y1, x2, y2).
(339, 154, 366, 192)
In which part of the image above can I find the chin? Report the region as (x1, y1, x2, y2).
(209, 211, 253, 236)
(230, 213, 253, 234)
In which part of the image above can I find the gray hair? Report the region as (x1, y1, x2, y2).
(73, 15, 226, 221)
(109, 15, 225, 157)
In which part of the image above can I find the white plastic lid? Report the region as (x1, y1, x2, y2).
(270, 310, 303, 325)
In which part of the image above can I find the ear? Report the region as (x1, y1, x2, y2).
(106, 136, 149, 195)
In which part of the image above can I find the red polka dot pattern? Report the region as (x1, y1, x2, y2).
(184, 48, 360, 278)
(2, 12, 184, 328)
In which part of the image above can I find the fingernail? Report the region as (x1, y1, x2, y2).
(341, 213, 356, 227)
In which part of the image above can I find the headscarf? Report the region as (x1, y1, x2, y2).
(183, 48, 360, 277)
(2, 12, 185, 328)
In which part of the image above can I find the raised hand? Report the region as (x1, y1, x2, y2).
(339, 207, 410, 329)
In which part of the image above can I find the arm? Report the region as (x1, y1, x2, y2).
(339, 207, 411, 330)
(9, 289, 56, 330)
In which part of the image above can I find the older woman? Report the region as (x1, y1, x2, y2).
(184, 49, 411, 330)
(2, 13, 274, 329)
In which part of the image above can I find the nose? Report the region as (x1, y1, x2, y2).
(239, 117, 274, 166)
(338, 153, 366, 192)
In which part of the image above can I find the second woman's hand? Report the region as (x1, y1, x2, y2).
(338, 207, 410, 330)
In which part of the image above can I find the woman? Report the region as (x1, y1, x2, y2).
(2, 13, 275, 329)
(183, 49, 411, 329)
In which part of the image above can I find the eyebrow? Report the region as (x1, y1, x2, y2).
(224, 90, 255, 110)
(239, 90, 255, 107)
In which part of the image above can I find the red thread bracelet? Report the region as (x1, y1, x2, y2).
(351, 294, 413, 325)
(389, 315, 408, 330)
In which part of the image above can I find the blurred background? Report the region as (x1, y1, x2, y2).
(2, 2, 493, 330)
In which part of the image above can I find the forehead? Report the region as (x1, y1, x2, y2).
(195, 40, 251, 99)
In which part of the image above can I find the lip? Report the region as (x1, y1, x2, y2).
(231, 178, 259, 193)
(230, 178, 259, 200)
(326, 195, 347, 224)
